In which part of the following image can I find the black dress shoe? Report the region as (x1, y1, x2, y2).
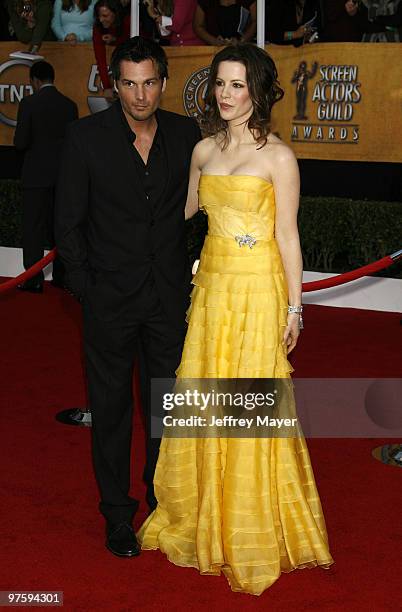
(17, 282, 43, 294)
(106, 522, 140, 558)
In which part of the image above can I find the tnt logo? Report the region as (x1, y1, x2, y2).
(0, 59, 33, 127)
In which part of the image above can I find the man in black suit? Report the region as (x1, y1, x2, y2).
(14, 61, 78, 292)
(55, 37, 200, 557)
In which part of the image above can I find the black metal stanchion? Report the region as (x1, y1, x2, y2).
(366, 377, 402, 468)
(55, 408, 92, 427)
(372, 444, 402, 468)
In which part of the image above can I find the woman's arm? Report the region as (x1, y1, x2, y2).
(271, 145, 303, 353)
(193, 4, 224, 45)
(30, 0, 52, 49)
(169, 0, 193, 33)
(93, 25, 112, 90)
(51, 0, 67, 41)
(185, 142, 204, 220)
(241, 1, 257, 42)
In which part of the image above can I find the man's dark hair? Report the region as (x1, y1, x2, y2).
(110, 36, 169, 83)
(30, 60, 55, 82)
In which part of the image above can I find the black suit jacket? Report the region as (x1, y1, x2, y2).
(14, 85, 78, 188)
(55, 102, 201, 325)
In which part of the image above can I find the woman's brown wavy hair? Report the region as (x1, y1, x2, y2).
(201, 43, 284, 149)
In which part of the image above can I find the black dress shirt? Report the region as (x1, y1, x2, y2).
(118, 102, 168, 214)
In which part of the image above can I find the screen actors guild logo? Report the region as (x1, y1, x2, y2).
(291, 61, 318, 120)
(183, 66, 210, 119)
(291, 62, 361, 144)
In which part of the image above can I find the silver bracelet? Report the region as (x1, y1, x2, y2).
(287, 305, 303, 314)
(288, 305, 304, 330)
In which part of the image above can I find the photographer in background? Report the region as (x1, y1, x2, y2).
(1, 0, 14, 40)
(266, 0, 320, 45)
(193, 0, 257, 46)
(14, 61, 78, 292)
(6, 0, 54, 52)
(320, 0, 362, 41)
(356, 0, 402, 42)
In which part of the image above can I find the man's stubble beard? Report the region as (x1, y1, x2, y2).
(129, 110, 156, 122)
(122, 98, 160, 123)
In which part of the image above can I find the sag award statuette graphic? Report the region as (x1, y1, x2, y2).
(291, 62, 361, 145)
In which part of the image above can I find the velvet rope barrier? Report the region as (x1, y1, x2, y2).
(0, 248, 56, 294)
(0, 247, 401, 295)
(301, 249, 402, 293)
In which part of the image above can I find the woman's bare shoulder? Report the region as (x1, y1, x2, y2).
(266, 133, 297, 166)
(192, 135, 219, 164)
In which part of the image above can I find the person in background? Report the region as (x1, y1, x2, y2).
(145, 0, 204, 45)
(320, 0, 362, 41)
(14, 61, 78, 293)
(51, 0, 97, 44)
(1, 0, 14, 40)
(193, 0, 257, 46)
(93, 0, 130, 100)
(266, 0, 319, 46)
(139, 0, 157, 37)
(119, 0, 130, 15)
(7, 0, 53, 52)
(356, 0, 402, 42)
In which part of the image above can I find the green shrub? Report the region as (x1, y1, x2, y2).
(1, 180, 401, 278)
(299, 197, 402, 278)
(0, 180, 22, 248)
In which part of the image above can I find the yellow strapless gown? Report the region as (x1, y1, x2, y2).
(137, 175, 334, 595)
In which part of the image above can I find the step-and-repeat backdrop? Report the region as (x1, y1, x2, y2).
(0, 42, 401, 162)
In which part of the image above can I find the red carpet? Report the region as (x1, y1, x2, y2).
(0, 283, 401, 611)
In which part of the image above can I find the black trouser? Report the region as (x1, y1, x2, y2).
(22, 186, 64, 285)
(83, 281, 185, 525)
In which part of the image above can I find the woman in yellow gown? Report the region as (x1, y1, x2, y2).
(138, 43, 334, 595)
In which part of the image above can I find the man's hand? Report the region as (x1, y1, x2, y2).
(345, 0, 358, 16)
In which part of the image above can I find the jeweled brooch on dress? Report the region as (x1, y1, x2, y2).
(235, 234, 257, 249)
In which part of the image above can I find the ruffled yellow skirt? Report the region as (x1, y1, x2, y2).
(137, 236, 334, 595)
